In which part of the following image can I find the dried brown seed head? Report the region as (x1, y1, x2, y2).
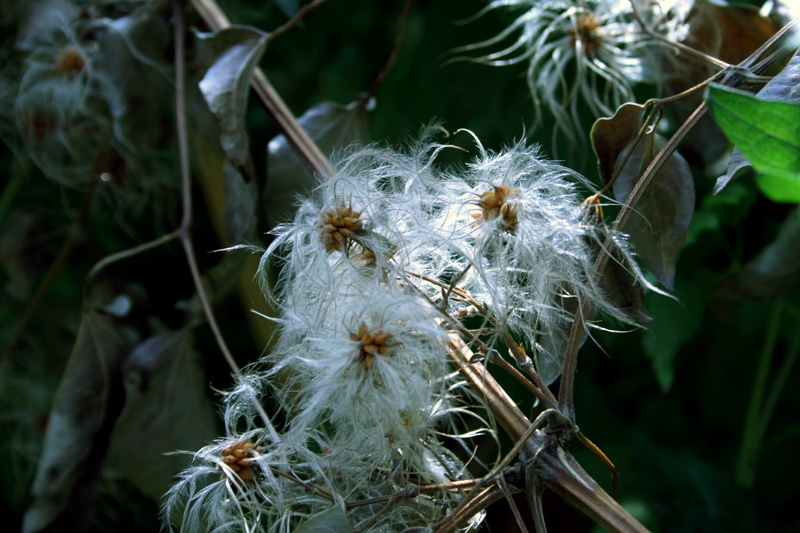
(55, 47, 85, 78)
(317, 205, 364, 251)
(568, 13, 603, 57)
(351, 323, 393, 371)
(477, 185, 520, 232)
(219, 438, 263, 484)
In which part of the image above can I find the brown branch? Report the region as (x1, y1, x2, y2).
(188, 0, 333, 179)
(266, 0, 330, 44)
(577, 431, 619, 501)
(532, 445, 649, 533)
(447, 333, 531, 441)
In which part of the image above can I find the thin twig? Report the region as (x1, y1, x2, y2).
(497, 474, 529, 533)
(174, 0, 237, 374)
(85, 232, 180, 292)
(345, 479, 481, 510)
(577, 432, 618, 501)
(174, 1, 278, 440)
(500, 329, 558, 408)
(440, 409, 559, 532)
(354, 490, 412, 533)
(556, 297, 590, 421)
(267, 466, 335, 501)
(360, 0, 412, 111)
(435, 485, 504, 533)
(528, 486, 547, 533)
(265, 0, 330, 44)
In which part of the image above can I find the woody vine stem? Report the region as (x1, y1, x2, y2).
(176, 1, 798, 531)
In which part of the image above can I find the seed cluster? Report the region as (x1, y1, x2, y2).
(350, 323, 392, 371)
(318, 206, 364, 251)
(219, 438, 263, 483)
(478, 185, 521, 232)
(568, 13, 603, 57)
(55, 47, 85, 78)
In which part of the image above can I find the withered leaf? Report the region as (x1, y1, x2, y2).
(590, 102, 646, 186)
(613, 130, 695, 290)
(23, 312, 129, 533)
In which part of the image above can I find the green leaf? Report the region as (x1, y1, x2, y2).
(685, 179, 754, 248)
(107, 329, 219, 501)
(756, 173, 800, 203)
(706, 82, 800, 202)
(713, 48, 800, 194)
(613, 130, 695, 291)
(23, 312, 130, 533)
(265, 99, 372, 226)
(641, 271, 717, 392)
(716, 208, 800, 300)
(295, 503, 354, 533)
(706, 83, 800, 177)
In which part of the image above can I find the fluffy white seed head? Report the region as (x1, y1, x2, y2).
(451, 0, 692, 142)
(170, 128, 653, 530)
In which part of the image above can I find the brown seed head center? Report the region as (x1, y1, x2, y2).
(350, 323, 392, 371)
(477, 185, 521, 232)
(219, 438, 263, 483)
(56, 47, 86, 78)
(318, 206, 364, 251)
(568, 13, 603, 57)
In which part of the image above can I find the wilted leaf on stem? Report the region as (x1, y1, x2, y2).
(590, 102, 646, 186)
(107, 329, 219, 501)
(667, 0, 775, 167)
(96, 12, 172, 154)
(613, 129, 695, 291)
(714, 147, 752, 195)
(195, 26, 268, 242)
(224, 158, 258, 244)
(599, 236, 653, 324)
(23, 311, 129, 533)
(196, 26, 268, 175)
(683, 0, 775, 66)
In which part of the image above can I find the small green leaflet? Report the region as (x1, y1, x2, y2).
(706, 83, 800, 203)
